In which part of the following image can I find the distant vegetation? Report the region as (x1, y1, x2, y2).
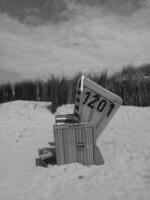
(0, 65, 150, 113)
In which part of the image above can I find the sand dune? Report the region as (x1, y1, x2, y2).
(0, 101, 150, 200)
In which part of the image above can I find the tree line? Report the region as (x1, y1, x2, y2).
(0, 65, 150, 113)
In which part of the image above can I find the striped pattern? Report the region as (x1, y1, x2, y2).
(73, 77, 84, 122)
(81, 86, 122, 138)
(53, 122, 97, 165)
(73, 76, 123, 138)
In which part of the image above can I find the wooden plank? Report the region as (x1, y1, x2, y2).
(54, 126, 65, 165)
(53, 127, 60, 165)
(67, 127, 77, 163)
(79, 127, 84, 165)
(75, 125, 95, 165)
(55, 127, 62, 165)
(56, 127, 61, 165)
(86, 126, 94, 165)
(82, 126, 88, 165)
(53, 122, 97, 165)
(63, 127, 69, 164)
(76, 126, 82, 164)
(59, 128, 66, 165)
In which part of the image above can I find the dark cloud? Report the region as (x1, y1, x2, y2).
(0, 0, 148, 24)
(0, 0, 68, 24)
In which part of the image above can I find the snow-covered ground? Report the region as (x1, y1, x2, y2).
(0, 100, 150, 200)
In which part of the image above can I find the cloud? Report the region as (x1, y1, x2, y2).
(1, 1, 150, 83)
(0, 0, 148, 25)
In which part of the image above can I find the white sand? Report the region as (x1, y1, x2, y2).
(0, 100, 150, 200)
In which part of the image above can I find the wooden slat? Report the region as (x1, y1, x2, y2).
(55, 127, 62, 165)
(87, 126, 94, 165)
(53, 127, 59, 165)
(63, 127, 70, 164)
(80, 127, 84, 165)
(82, 127, 87, 165)
(76, 126, 82, 164)
(53, 122, 97, 165)
(68, 127, 77, 163)
(54, 126, 65, 165)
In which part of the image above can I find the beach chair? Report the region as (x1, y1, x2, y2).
(53, 121, 104, 165)
(53, 76, 122, 165)
(36, 75, 122, 166)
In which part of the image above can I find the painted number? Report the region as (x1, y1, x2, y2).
(97, 99, 107, 112)
(83, 90, 115, 117)
(83, 91, 90, 105)
(107, 103, 115, 117)
(88, 93, 100, 109)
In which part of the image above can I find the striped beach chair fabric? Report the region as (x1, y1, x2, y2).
(73, 76, 122, 138)
(53, 75, 122, 166)
(53, 122, 99, 165)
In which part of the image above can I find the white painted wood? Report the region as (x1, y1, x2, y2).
(73, 76, 123, 139)
(53, 122, 97, 165)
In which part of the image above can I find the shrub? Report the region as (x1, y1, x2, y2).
(0, 64, 150, 113)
